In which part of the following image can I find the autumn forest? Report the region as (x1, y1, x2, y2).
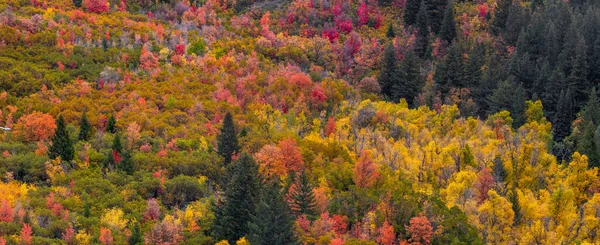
(1, 0, 600, 244)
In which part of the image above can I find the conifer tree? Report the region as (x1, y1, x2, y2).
(212, 153, 260, 243)
(492, 0, 512, 35)
(435, 42, 464, 95)
(78, 112, 91, 141)
(554, 89, 574, 142)
(378, 44, 400, 100)
(218, 112, 240, 166)
(386, 23, 396, 38)
(73, 0, 82, 8)
(425, 0, 447, 34)
(568, 37, 590, 108)
(288, 172, 318, 219)
(49, 115, 75, 162)
(415, 0, 430, 57)
(582, 88, 600, 125)
(106, 114, 117, 133)
(128, 223, 142, 245)
(463, 43, 485, 89)
(118, 151, 134, 175)
(392, 48, 422, 106)
(248, 180, 298, 245)
(487, 80, 526, 127)
(404, 0, 422, 26)
(112, 133, 122, 154)
(440, 0, 456, 43)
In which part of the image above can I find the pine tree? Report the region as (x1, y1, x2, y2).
(425, 0, 447, 34)
(288, 172, 318, 219)
(106, 114, 117, 133)
(73, 0, 82, 8)
(487, 80, 526, 127)
(128, 223, 142, 245)
(248, 180, 298, 245)
(415, 0, 430, 57)
(553, 89, 574, 142)
(582, 88, 600, 126)
(463, 43, 485, 89)
(386, 23, 396, 38)
(575, 121, 600, 168)
(392, 48, 422, 106)
(568, 37, 590, 108)
(492, 0, 512, 35)
(118, 151, 134, 175)
(218, 112, 240, 166)
(212, 153, 260, 243)
(509, 190, 521, 226)
(440, 0, 456, 44)
(112, 133, 122, 154)
(83, 202, 91, 218)
(378, 44, 400, 100)
(435, 42, 464, 95)
(49, 115, 75, 162)
(404, 0, 422, 26)
(78, 112, 92, 141)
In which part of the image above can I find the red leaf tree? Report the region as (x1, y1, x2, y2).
(353, 150, 380, 188)
(406, 214, 433, 245)
(84, 0, 109, 14)
(20, 223, 33, 245)
(0, 200, 13, 222)
(474, 167, 495, 204)
(16, 111, 56, 142)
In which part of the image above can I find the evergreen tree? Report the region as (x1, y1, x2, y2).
(404, 0, 422, 26)
(212, 153, 260, 243)
(49, 115, 75, 162)
(492, 0, 512, 35)
(425, 0, 447, 34)
(106, 114, 117, 133)
(118, 151, 134, 175)
(487, 80, 526, 127)
(582, 88, 600, 125)
(574, 121, 600, 168)
(83, 202, 91, 218)
(78, 112, 91, 141)
(128, 223, 142, 245)
(218, 112, 240, 166)
(415, 0, 430, 57)
(477, 54, 508, 116)
(503, 3, 527, 46)
(378, 44, 400, 99)
(288, 172, 318, 219)
(440, 0, 456, 44)
(568, 37, 590, 108)
(509, 190, 522, 226)
(112, 133, 122, 154)
(386, 23, 396, 38)
(554, 89, 574, 142)
(73, 0, 82, 8)
(103, 150, 116, 170)
(435, 42, 464, 95)
(463, 43, 485, 89)
(392, 48, 422, 106)
(248, 180, 298, 245)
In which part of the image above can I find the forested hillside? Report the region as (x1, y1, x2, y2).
(0, 0, 600, 244)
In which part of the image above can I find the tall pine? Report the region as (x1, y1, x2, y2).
(404, 0, 422, 26)
(212, 153, 260, 243)
(553, 89, 574, 142)
(218, 112, 240, 166)
(435, 42, 464, 95)
(78, 112, 92, 141)
(248, 180, 298, 245)
(49, 115, 75, 162)
(106, 114, 117, 133)
(440, 0, 456, 44)
(415, 0, 430, 57)
(288, 172, 318, 219)
(378, 44, 400, 100)
(392, 48, 422, 106)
